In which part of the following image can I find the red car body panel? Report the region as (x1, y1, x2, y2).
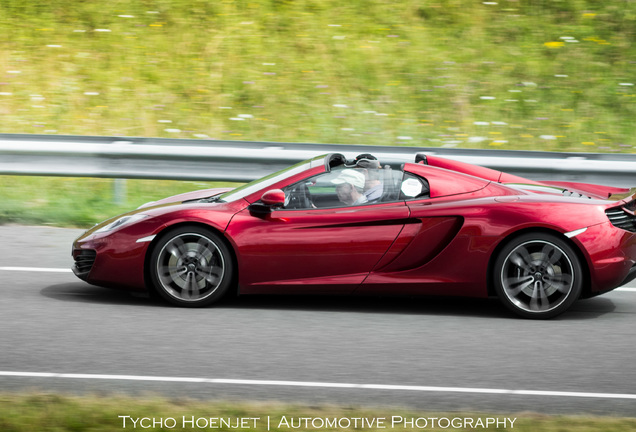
(424, 154, 542, 185)
(73, 199, 246, 291)
(424, 155, 631, 199)
(226, 201, 410, 293)
(72, 153, 636, 308)
(571, 223, 636, 291)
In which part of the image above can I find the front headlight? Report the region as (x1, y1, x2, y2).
(94, 214, 148, 234)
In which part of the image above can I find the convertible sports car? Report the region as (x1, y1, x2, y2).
(72, 153, 636, 319)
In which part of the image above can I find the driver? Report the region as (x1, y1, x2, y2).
(331, 169, 368, 206)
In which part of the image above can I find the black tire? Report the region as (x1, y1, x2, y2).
(149, 226, 234, 307)
(493, 233, 582, 319)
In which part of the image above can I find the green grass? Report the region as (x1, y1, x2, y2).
(0, 0, 636, 152)
(0, 176, 239, 227)
(3, 0, 636, 226)
(0, 393, 634, 431)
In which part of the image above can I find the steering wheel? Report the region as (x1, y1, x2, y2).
(285, 183, 312, 209)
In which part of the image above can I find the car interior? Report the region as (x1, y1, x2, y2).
(283, 153, 429, 209)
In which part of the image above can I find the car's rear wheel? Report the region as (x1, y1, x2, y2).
(493, 233, 582, 319)
(149, 226, 234, 307)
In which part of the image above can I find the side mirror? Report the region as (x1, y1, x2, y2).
(261, 189, 285, 207)
(248, 189, 285, 216)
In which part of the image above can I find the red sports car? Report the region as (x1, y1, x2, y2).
(72, 153, 636, 319)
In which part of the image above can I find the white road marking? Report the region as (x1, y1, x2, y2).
(0, 371, 635, 400)
(0, 267, 72, 273)
(1, 267, 636, 293)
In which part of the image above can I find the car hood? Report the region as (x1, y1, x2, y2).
(136, 187, 234, 208)
(79, 187, 242, 240)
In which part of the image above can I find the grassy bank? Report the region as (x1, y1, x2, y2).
(1, 0, 636, 152)
(3, 1, 636, 226)
(1, 393, 634, 431)
(0, 176, 238, 227)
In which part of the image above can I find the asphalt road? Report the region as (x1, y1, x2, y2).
(1, 225, 635, 416)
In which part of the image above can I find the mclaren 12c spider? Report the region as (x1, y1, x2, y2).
(72, 153, 636, 319)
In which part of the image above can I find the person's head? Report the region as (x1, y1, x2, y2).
(331, 169, 366, 204)
(355, 156, 382, 188)
(353, 153, 378, 165)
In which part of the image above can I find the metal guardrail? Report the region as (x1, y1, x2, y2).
(1, 133, 635, 187)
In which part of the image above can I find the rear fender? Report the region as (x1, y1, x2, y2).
(486, 227, 592, 298)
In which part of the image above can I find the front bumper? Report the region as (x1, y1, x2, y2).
(71, 230, 150, 292)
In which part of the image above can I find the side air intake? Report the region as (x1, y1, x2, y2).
(605, 207, 636, 232)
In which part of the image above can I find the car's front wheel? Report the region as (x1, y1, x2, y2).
(149, 226, 234, 307)
(493, 233, 583, 319)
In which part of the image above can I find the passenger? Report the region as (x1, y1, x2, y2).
(331, 169, 368, 205)
(354, 154, 383, 201)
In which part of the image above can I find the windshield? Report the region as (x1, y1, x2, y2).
(218, 156, 322, 203)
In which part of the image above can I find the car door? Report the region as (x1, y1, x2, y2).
(226, 177, 410, 294)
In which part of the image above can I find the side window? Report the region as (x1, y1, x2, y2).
(400, 173, 430, 200)
(282, 168, 371, 209)
(282, 167, 418, 209)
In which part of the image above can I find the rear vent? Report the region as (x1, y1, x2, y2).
(562, 190, 591, 199)
(606, 208, 636, 232)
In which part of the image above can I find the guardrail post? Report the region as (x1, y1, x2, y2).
(113, 179, 127, 205)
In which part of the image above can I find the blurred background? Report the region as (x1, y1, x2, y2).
(1, 0, 635, 225)
(2, 3, 636, 429)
